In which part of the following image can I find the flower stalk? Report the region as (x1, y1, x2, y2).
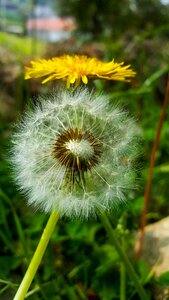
(13, 210, 60, 300)
(98, 211, 149, 300)
(135, 76, 169, 259)
(120, 252, 126, 300)
(120, 217, 127, 300)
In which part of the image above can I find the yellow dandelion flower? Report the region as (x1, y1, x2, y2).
(25, 54, 136, 88)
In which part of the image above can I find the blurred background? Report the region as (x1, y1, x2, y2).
(0, 0, 169, 299)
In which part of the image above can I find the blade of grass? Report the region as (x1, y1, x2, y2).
(0, 189, 13, 239)
(98, 211, 149, 300)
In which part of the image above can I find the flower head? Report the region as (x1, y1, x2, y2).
(25, 54, 136, 88)
(11, 88, 139, 219)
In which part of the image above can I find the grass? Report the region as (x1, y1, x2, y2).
(0, 32, 46, 61)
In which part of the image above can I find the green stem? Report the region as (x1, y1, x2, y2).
(120, 214, 127, 300)
(13, 210, 60, 300)
(120, 237, 126, 300)
(98, 212, 148, 300)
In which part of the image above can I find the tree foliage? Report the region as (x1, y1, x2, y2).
(56, 0, 169, 39)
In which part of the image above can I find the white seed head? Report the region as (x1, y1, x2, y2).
(11, 88, 140, 219)
(65, 139, 94, 159)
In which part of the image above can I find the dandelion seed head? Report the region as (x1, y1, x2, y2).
(11, 88, 140, 219)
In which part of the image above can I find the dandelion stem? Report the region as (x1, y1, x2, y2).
(135, 76, 169, 259)
(120, 255, 126, 300)
(13, 210, 60, 300)
(120, 223, 126, 300)
(98, 211, 148, 300)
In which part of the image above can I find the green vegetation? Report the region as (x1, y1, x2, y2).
(0, 32, 45, 60)
(0, 0, 169, 298)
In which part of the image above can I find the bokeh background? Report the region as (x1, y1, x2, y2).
(0, 1, 169, 299)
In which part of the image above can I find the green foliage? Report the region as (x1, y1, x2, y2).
(0, 1, 169, 298)
(0, 32, 45, 61)
(157, 272, 169, 286)
(56, 0, 169, 39)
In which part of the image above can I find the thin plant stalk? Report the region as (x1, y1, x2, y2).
(120, 218, 126, 300)
(120, 234, 126, 300)
(135, 77, 169, 259)
(98, 211, 149, 300)
(13, 210, 60, 300)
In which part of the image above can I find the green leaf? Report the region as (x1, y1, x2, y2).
(158, 271, 169, 286)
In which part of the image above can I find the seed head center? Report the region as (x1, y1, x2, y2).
(53, 128, 102, 186)
(65, 139, 94, 159)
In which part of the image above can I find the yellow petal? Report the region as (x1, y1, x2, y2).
(25, 74, 31, 79)
(42, 74, 57, 84)
(69, 75, 76, 84)
(66, 77, 71, 89)
(82, 75, 88, 84)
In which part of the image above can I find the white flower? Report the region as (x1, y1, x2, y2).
(11, 88, 139, 219)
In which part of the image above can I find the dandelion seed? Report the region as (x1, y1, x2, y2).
(11, 88, 139, 219)
(25, 54, 136, 88)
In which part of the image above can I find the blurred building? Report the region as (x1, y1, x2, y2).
(0, 1, 76, 42)
(26, 16, 76, 42)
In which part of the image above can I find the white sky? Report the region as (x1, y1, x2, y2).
(161, 0, 169, 4)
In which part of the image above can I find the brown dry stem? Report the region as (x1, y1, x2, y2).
(135, 76, 169, 259)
